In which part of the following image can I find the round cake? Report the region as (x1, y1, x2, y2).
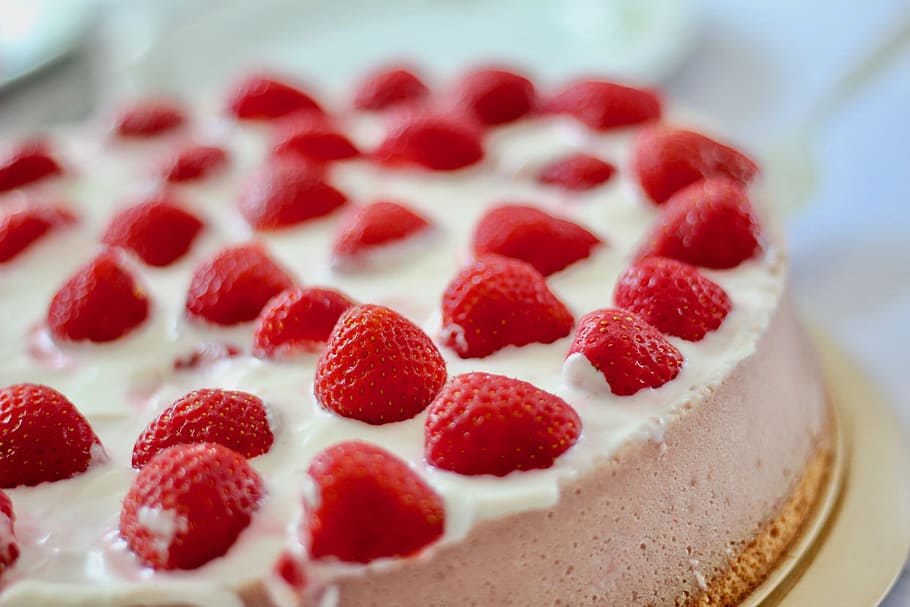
(0, 66, 831, 607)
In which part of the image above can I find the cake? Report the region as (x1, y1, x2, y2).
(0, 65, 831, 607)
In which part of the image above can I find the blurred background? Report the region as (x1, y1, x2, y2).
(0, 0, 908, 601)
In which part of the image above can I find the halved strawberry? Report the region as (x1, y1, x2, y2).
(537, 152, 616, 191)
(566, 308, 683, 396)
(353, 66, 429, 111)
(185, 244, 296, 326)
(546, 80, 661, 130)
(0, 383, 103, 488)
(47, 250, 150, 343)
(132, 389, 274, 468)
(253, 287, 355, 359)
(160, 144, 228, 183)
(472, 204, 601, 276)
(638, 177, 763, 269)
(227, 75, 323, 120)
(425, 372, 581, 476)
(0, 490, 19, 577)
(633, 126, 759, 204)
(331, 201, 431, 269)
(442, 255, 574, 359)
(114, 99, 186, 138)
(315, 304, 446, 424)
(375, 112, 484, 171)
(273, 114, 359, 162)
(120, 442, 264, 570)
(455, 68, 536, 125)
(173, 343, 242, 371)
(614, 257, 732, 341)
(0, 140, 63, 193)
(305, 441, 444, 563)
(101, 195, 204, 267)
(0, 206, 75, 263)
(238, 161, 347, 230)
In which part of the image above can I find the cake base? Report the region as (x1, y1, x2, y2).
(746, 329, 910, 607)
(689, 436, 835, 607)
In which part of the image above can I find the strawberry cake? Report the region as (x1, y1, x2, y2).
(0, 66, 831, 607)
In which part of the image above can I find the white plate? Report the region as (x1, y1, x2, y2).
(127, 0, 696, 93)
(0, 0, 92, 90)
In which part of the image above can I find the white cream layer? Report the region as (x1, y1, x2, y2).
(0, 107, 783, 606)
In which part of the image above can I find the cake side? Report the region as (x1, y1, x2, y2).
(687, 431, 831, 607)
(322, 296, 830, 607)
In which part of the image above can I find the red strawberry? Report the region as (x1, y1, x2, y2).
(638, 177, 763, 269)
(227, 75, 323, 120)
(537, 152, 616, 191)
(47, 250, 150, 343)
(353, 67, 429, 111)
(173, 343, 242, 371)
(566, 309, 683, 396)
(425, 372, 581, 476)
(115, 100, 186, 138)
(275, 551, 307, 590)
(614, 257, 732, 341)
(0, 490, 19, 576)
(305, 441, 444, 563)
(332, 201, 431, 268)
(120, 442, 264, 570)
(0, 383, 104, 487)
(185, 244, 295, 326)
(132, 389, 274, 468)
(101, 196, 204, 267)
(546, 80, 661, 130)
(0, 140, 63, 193)
(375, 113, 484, 171)
(0, 206, 75, 263)
(315, 304, 446, 424)
(441, 256, 574, 359)
(273, 114, 359, 162)
(238, 161, 347, 230)
(455, 68, 536, 125)
(472, 204, 601, 276)
(161, 144, 228, 183)
(633, 126, 759, 204)
(253, 287, 355, 359)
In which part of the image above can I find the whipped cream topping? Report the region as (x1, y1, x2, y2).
(0, 512, 14, 567)
(0, 101, 784, 607)
(135, 506, 186, 563)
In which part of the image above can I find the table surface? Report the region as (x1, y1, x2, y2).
(1, 0, 908, 603)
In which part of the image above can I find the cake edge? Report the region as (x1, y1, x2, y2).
(685, 424, 834, 607)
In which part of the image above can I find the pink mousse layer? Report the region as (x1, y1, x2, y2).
(309, 295, 829, 607)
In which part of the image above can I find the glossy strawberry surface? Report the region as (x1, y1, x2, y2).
(442, 256, 574, 358)
(0, 383, 103, 488)
(567, 308, 683, 396)
(132, 389, 274, 468)
(425, 372, 581, 476)
(185, 244, 296, 326)
(120, 443, 264, 570)
(47, 250, 150, 343)
(306, 441, 444, 563)
(315, 305, 447, 424)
